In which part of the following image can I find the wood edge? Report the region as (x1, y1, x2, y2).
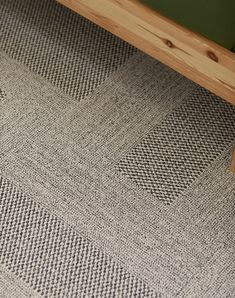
(129, 0, 235, 62)
(231, 149, 235, 173)
(57, 0, 235, 105)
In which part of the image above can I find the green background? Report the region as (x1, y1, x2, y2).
(142, 0, 235, 51)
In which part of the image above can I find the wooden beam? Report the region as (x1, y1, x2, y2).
(57, 0, 235, 105)
(231, 150, 235, 173)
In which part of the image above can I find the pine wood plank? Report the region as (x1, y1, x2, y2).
(57, 0, 235, 105)
(231, 150, 235, 173)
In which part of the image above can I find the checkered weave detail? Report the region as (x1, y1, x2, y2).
(0, 0, 136, 100)
(117, 88, 235, 205)
(0, 176, 158, 298)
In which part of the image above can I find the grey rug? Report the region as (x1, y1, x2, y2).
(0, 0, 235, 297)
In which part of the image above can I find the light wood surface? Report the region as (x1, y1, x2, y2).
(231, 150, 235, 173)
(57, 0, 235, 105)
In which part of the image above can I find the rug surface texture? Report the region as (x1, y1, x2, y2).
(0, 0, 235, 297)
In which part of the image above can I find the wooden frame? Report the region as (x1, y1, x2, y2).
(231, 150, 235, 173)
(57, 0, 235, 171)
(58, 0, 235, 105)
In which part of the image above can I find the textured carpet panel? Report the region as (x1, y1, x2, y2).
(0, 52, 196, 167)
(0, 176, 158, 298)
(178, 247, 235, 298)
(0, 0, 136, 100)
(0, 52, 235, 297)
(0, 264, 41, 298)
(117, 89, 235, 204)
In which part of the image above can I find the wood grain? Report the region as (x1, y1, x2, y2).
(57, 0, 235, 105)
(231, 150, 235, 173)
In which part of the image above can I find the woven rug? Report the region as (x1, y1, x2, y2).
(0, 0, 235, 297)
